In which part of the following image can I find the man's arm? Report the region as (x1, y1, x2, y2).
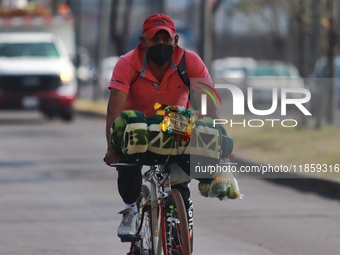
(104, 89, 128, 165)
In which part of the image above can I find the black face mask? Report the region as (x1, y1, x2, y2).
(147, 44, 174, 66)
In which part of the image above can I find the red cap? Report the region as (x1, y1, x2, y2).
(143, 13, 176, 38)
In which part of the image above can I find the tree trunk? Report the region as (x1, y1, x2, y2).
(315, 0, 337, 128)
(109, 0, 133, 56)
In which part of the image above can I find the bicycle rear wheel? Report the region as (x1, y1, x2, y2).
(130, 185, 153, 255)
(164, 189, 191, 255)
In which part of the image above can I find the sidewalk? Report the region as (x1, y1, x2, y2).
(74, 99, 340, 201)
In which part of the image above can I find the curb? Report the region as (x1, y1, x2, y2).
(75, 99, 340, 201)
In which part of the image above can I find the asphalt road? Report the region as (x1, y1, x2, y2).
(0, 111, 339, 255)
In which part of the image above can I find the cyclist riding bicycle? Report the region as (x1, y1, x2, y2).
(103, 13, 226, 244)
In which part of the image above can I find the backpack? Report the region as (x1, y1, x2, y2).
(177, 51, 198, 110)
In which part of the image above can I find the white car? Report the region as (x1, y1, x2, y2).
(0, 32, 78, 121)
(245, 61, 305, 104)
(212, 57, 257, 87)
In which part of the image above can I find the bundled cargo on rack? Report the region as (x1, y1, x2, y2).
(109, 104, 240, 200)
(110, 103, 233, 168)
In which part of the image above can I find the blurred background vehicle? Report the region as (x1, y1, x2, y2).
(312, 55, 340, 109)
(0, 32, 78, 121)
(0, 1, 76, 60)
(99, 56, 119, 98)
(0, 0, 79, 121)
(245, 60, 305, 104)
(212, 57, 256, 88)
(75, 46, 97, 87)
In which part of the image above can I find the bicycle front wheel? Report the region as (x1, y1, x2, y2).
(164, 189, 191, 255)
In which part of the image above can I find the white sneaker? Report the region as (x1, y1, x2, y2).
(117, 208, 138, 241)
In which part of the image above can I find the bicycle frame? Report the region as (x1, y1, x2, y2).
(142, 164, 171, 254)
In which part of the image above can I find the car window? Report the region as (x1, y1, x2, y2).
(336, 65, 340, 78)
(228, 67, 247, 72)
(250, 64, 293, 77)
(251, 65, 276, 76)
(0, 42, 60, 58)
(274, 65, 291, 76)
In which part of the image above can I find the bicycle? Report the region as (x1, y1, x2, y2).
(111, 162, 192, 255)
(108, 104, 233, 254)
